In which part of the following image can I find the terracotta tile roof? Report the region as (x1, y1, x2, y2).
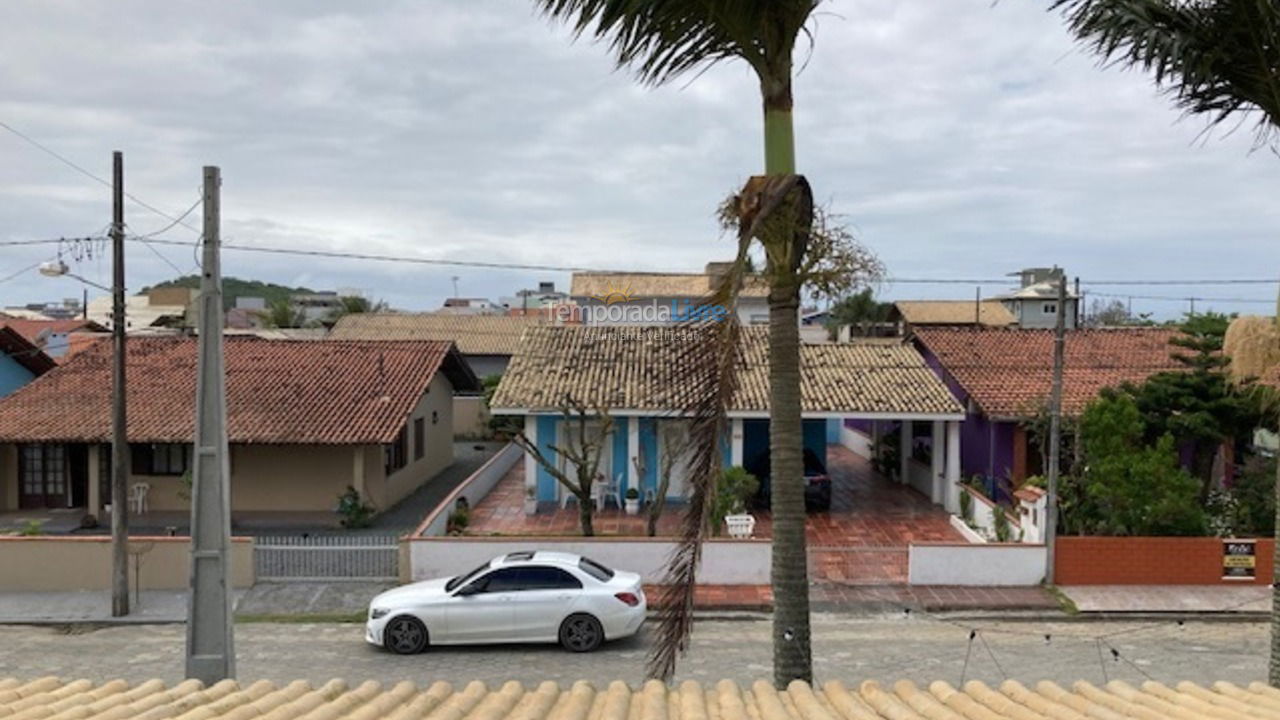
(893, 301, 1016, 327)
(914, 327, 1183, 419)
(0, 336, 477, 444)
(330, 313, 547, 356)
(0, 314, 105, 345)
(0, 327, 55, 376)
(492, 326, 963, 417)
(0, 677, 1271, 718)
(571, 272, 770, 299)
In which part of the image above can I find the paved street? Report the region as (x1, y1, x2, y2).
(0, 614, 1265, 687)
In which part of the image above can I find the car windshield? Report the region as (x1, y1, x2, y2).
(445, 562, 490, 592)
(578, 556, 614, 582)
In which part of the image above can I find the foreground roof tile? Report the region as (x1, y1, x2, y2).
(0, 677, 1272, 719)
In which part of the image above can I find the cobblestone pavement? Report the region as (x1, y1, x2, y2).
(0, 614, 1265, 687)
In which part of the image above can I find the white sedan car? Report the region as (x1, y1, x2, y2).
(366, 551, 646, 654)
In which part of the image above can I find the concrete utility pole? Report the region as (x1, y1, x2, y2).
(110, 150, 129, 618)
(185, 166, 235, 682)
(1044, 271, 1067, 584)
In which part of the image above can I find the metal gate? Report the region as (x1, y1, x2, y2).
(254, 534, 399, 582)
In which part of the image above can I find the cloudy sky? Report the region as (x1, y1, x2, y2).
(2, 0, 1278, 319)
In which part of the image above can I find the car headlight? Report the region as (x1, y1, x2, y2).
(370, 608, 390, 620)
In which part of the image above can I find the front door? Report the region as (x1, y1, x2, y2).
(18, 444, 69, 509)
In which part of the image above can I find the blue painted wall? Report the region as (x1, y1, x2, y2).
(611, 417, 629, 489)
(803, 419, 828, 458)
(535, 415, 559, 502)
(826, 418, 841, 443)
(0, 353, 36, 398)
(639, 418, 658, 495)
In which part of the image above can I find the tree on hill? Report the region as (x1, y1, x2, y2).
(145, 276, 312, 312)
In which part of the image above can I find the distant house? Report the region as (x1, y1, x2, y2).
(912, 327, 1180, 491)
(500, 281, 568, 316)
(570, 262, 771, 326)
(86, 287, 197, 330)
(991, 267, 1080, 330)
(0, 326, 55, 397)
(0, 314, 106, 362)
(491, 326, 964, 506)
(329, 313, 548, 437)
(891, 301, 1016, 331)
(0, 337, 478, 518)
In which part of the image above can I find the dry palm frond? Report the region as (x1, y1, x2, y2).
(1224, 315, 1280, 382)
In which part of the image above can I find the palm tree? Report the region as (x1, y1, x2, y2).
(1052, 0, 1280, 685)
(532, 0, 824, 685)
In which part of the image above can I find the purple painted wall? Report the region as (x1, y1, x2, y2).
(914, 339, 1016, 485)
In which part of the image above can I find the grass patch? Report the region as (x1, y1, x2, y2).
(235, 612, 366, 624)
(1044, 585, 1079, 615)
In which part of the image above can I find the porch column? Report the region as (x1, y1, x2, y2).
(352, 447, 366, 497)
(87, 444, 101, 514)
(627, 417, 640, 493)
(945, 420, 961, 513)
(524, 415, 538, 497)
(899, 420, 912, 485)
(930, 420, 945, 505)
(730, 418, 744, 467)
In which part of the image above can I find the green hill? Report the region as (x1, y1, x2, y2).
(144, 276, 313, 311)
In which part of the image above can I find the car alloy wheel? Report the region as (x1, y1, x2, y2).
(559, 614, 604, 653)
(384, 616, 428, 655)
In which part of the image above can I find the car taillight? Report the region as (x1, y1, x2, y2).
(614, 592, 640, 607)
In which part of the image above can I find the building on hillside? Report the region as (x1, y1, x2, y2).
(909, 327, 1180, 497)
(569, 262, 770, 326)
(500, 282, 568, 316)
(0, 327, 55, 397)
(0, 315, 106, 362)
(490, 326, 965, 509)
(329, 313, 549, 437)
(0, 337, 478, 523)
(86, 287, 197, 330)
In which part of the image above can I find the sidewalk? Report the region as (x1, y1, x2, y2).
(1060, 585, 1271, 614)
(642, 583, 1061, 613)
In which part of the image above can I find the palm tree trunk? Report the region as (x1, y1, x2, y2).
(762, 75, 812, 687)
(1271, 410, 1280, 686)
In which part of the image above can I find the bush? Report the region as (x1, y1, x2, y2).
(1209, 454, 1276, 537)
(709, 466, 759, 536)
(335, 486, 376, 529)
(625, 486, 640, 501)
(993, 509, 1011, 543)
(447, 508, 470, 535)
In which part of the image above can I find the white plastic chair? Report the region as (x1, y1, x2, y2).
(724, 514, 756, 539)
(130, 482, 150, 515)
(599, 475, 624, 509)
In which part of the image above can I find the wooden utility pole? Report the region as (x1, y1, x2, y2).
(1044, 271, 1067, 584)
(110, 150, 129, 617)
(186, 166, 234, 682)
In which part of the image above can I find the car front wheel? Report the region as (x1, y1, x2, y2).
(383, 615, 428, 655)
(559, 613, 604, 653)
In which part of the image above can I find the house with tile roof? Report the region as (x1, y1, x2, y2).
(330, 313, 552, 437)
(570, 262, 772, 326)
(909, 327, 1181, 496)
(0, 336, 478, 521)
(0, 313, 106, 362)
(891, 300, 1016, 329)
(490, 325, 965, 506)
(0, 326, 56, 398)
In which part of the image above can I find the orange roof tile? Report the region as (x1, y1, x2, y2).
(914, 327, 1183, 418)
(0, 336, 476, 444)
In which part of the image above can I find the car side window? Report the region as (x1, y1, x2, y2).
(519, 566, 583, 590)
(478, 568, 527, 593)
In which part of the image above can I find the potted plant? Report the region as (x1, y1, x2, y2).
(624, 487, 641, 515)
(716, 466, 759, 538)
(523, 484, 538, 515)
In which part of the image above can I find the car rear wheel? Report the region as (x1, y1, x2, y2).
(559, 613, 604, 653)
(384, 615, 428, 655)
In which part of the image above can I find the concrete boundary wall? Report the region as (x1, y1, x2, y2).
(840, 426, 873, 459)
(407, 536, 770, 584)
(415, 442, 521, 537)
(0, 536, 254, 591)
(908, 543, 1046, 586)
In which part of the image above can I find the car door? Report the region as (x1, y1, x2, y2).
(444, 567, 521, 643)
(510, 566, 583, 641)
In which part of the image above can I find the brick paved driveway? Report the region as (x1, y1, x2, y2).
(0, 615, 1263, 687)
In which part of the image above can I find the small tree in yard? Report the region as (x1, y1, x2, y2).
(512, 394, 614, 536)
(634, 422, 693, 538)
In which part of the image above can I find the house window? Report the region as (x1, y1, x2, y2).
(19, 444, 67, 506)
(386, 426, 408, 474)
(131, 444, 190, 476)
(414, 418, 425, 461)
(1042, 303, 1057, 315)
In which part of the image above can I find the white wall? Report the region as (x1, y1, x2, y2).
(908, 544, 1047, 586)
(408, 537, 770, 584)
(906, 459, 933, 498)
(959, 485, 1022, 542)
(840, 426, 873, 459)
(417, 443, 521, 537)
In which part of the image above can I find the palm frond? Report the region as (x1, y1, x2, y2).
(1054, 0, 1280, 148)
(532, 0, 822, 86)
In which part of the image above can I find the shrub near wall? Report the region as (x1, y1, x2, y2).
(1055, 536, 1274, 585)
